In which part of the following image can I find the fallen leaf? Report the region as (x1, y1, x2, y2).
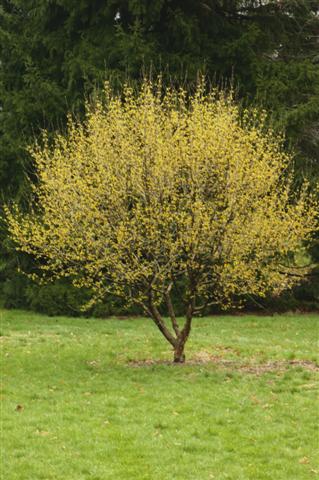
(36, 430, 50, 436)
(299, 457, 310, 465)
(250, 395, 261, 405)
(87, 360, 99, 367)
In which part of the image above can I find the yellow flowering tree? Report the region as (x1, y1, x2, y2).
(5, 81, 318, 362)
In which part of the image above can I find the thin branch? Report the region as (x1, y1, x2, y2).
(164, 283, 180, 336)
(194, 299, 218, 314)
(180, 267, 196, 339)
(181, 297, 195, 339)
(278, 269, 319, 278)
(147, 292, 177, 347)
(245, 294, 274, 317)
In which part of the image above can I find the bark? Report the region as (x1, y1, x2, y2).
(174, 341, 186, 363)
(164, 285, 180, 336)
(146, 289, 195, 363)
(147, 296, 177, 347)
(173, 301, 194, 363)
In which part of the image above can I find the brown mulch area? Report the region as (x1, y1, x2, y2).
(128, 356, 319, 374)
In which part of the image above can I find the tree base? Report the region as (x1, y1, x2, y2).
(173, 353, 185, 363)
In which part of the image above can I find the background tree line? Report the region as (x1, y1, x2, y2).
(1, 0, 318, 315)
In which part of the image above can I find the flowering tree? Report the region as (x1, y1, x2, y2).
(5, 81, 318, 362)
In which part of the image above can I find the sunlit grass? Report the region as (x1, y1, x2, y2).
(1, 310, 318, 479)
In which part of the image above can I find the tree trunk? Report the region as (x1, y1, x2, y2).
(174, 341, 186, 363)
(172, 299, 194, 363)
(145, 292, 194, 364)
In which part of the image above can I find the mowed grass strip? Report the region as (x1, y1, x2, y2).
(1, 310, 318, 480)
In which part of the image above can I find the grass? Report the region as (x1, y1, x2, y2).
(1, 309, 318, 480)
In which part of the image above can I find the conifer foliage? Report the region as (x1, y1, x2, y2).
(1, 1, 318, 312)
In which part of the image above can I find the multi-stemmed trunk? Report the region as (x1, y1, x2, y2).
(161, 319, 192, 363)
(173, 338, 187, 363)
(146, 290, 194, 363)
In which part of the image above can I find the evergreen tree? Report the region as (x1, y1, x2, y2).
(1, 0, 318, 311)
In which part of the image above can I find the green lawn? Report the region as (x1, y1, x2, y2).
(1, 310, 318, 479)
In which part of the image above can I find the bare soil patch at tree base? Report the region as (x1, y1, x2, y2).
(128, 356, 319, 374)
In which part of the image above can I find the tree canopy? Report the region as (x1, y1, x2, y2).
(5, 81, 318, 360)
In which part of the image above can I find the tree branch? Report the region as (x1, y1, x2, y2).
(164, 282, 180, 336)
(181, 298, 195, 339)
(147, 293, 177, 347)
